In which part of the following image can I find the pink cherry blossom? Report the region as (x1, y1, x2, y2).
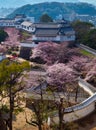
(84, 58, 96, 81)
(47, 63, 79, 87)
(4, 27, 20, 47)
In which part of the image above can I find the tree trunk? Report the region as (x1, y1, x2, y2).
(59, 98, 64, 130)
(37, 115, 43, 130)
(0, 110, 7, 130)
(9, 108, 12, 130)
(75, 86, 79, 102)
(9, 88, 14, 130)
(38, 124, 42, 130)
(32, 102, 43, 130)
(59, 114, 63, 130)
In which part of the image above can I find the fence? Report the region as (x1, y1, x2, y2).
(53, 79, 96, 122)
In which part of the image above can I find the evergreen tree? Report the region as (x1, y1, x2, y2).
(0, 59, 30, 130)
(40, 13, 53, 22)
(0, 29, 8, 43)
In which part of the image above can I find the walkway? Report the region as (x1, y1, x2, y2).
(50, 78, 96, 123)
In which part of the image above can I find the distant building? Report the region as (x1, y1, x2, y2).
(56, 13, 76, 22)
(14, 14, 26, 22)
(0, 15, 75, 54)
(0, 15, 75, 43)
(75, 14, 90, 22)
(32, 20, 75, 43)
(19, 20, 75, 59)
(0, 14, 35, 29)
(0, 18, 15, 27)
(26, 17, 35, 23)
(74, 14, 96, 25)
(21, 21, 34, 32)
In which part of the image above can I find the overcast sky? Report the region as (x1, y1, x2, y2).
(0, 0, 95, 8)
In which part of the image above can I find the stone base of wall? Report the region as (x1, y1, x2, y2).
(19, 47, 31, 60)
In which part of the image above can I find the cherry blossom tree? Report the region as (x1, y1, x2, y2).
(68, 56, 96, 85)
(4, 28, 20, 47)
(30, 42, 59, 64)
(68, 55, 90, 73)
(46, 63, 79, 87)
(24, 66, 78, 130)
(0, 45, 6, 53)
(24, 70, 46, 89)
(84, 58, 96, 83)
(30, 42, 81, 65)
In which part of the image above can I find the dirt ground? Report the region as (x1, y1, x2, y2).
(13, 108, 38, 130)
(13, 109, 96, 130)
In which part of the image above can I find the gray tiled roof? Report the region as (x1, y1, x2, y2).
(33, 21, 75, 37)
(34, 23, 59, 28)
(34, 27, 74, 37)
(60, 27, 74, 34)
(35, 28, 59, 37)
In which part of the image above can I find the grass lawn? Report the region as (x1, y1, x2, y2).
(79, 49, 95, 58)
(19, 30, 32, 42)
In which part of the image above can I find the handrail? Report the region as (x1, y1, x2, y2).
(64, 78, 96, 113)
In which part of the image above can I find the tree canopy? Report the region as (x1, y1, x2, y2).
(0, 59, 30, 130)
(72, 20, 93, 42)
(72, 20, 96, 49)
(83, 29, 96, 49)
(47, 63, 78, 87)
(30, 42, 81, 65)
(40, 13, 53, 22)
(0, 29, 8, 43)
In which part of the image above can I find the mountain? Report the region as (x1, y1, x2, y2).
(7, 2, 96, 21)
(0, 0, 79, 8)
(0, 0, 96, 8)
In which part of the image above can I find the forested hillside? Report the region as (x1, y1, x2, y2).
(7, 2, 96, 21)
